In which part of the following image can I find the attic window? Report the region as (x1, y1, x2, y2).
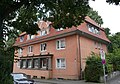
(87, 24, 100, 35)
(40, 30, 47, 36)
(20, 35, 24, 42)
(56, 28, 64, 31)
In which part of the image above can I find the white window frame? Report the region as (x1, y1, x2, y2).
(34, 59, 39, 68)
(40, 30, 47, 36)
(56, 39, 65, 50)
(56, 28, 64, 31)
(27, 34, 35, 40)
(56, 58, 66, 69)
(41, 58, 47, 68)
(27, 59, 32, 68)
(40, 43, 47, 52)
(98, 43, 102, 49)
(17, 61, 20, 68)
(22, 60, 26, 68)
(18, 48, 22, 57)
(20, 36, 24, 42)
(87, 24, 100, 35)
(28, 46, 33, 53)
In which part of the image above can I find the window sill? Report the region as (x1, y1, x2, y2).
(56, 68, 66, 70)
(56, 48, 65, 50)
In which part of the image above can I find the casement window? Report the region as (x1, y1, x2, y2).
(20, 36, 24, 42)
(33, 59, 39, 68)
(56, 58, 66, 69)
(17, 61, 20, 68)
(27, 34, 35, 40)
(94, 42, 102, 49)
(41, 58, 47, 68)
(56, 39, 65, 50)
(28, 46, 33, 53)
(56, 28, 64, 31)
(40, 30, 47, 36)
(87, 24, 100, 35)
(22, 60, 26, 68)
(98, 43, 102, 49)
(40, 43, 47, 52)
(27, 60, 32, 68)
(18, 48, 22, 57)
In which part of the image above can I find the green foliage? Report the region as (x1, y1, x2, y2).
(85, 53, 103, 82)
(0, 47, 14, 83)
(106, 32, 120, 53)
(106, 0, 120, 5)
(104, 28, 111, 38)
(106, 50, 120, 71)
(87, 8, 103, 25)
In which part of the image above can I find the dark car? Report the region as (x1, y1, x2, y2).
(11, 73, 35, 84)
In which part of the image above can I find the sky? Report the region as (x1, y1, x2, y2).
(89, 0, 120, 34)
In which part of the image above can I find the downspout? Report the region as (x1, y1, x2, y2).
(76, 34, 82, 79)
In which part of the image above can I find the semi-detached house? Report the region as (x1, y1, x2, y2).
(13, 16, 110, 80)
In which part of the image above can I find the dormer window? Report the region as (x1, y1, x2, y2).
(87, 24, 100, 35)
(20, 36, 24, 42)
(56, 28, 64, 31)
(40, 30, 47, 36)
(27, 34, 35, 40)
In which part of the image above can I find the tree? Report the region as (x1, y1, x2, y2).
(108, 32, 120, 52)
(87, 8, 103, 26)
(0, 0, 90, 83)
(106, 0, 120, 5)
(85, 53, 103, 82)
(104, 28, 111, 38)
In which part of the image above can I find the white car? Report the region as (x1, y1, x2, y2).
(11, 73, 35, 84)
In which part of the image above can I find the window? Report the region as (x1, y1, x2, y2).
(33, 59, 39, 68)
(17, 61, 20, 68)
(18, 48, 22, 57)
(27, 34, 35, 40)
(94, 42, 102, 49)
(56, 58, 66, 69)
(56, 28, 64, 31)
(41, 58, 47, 68)
(27, 60, 32, 68)
(28, 46, 33, 53)
(20, 36, 24, 42)
(40, 30, 47, 36)
(56, 39, 65, 50)
(22, 60, 26, 68)
(87, 24, 100, 35)
(98, 43, 102, 49)
(40, 43, 47, 52)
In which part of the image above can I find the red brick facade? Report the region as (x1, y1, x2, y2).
(13, 17, 110, 79)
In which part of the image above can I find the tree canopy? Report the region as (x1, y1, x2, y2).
(0, 0, 119, 83)
(87, 8, 103, 26)
(0, 0, 90, 37)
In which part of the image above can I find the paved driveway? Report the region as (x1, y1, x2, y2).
(34, 79, 103, 84)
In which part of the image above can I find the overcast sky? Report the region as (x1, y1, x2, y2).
(89, 0, 120, 34)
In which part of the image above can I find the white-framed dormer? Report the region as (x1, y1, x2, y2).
(20, 35, 24, 42)
(56, 27, 64, 31)
(56, 38, 65, 50)
(87, 23, 100, 35)
(40, 30, 47, 36)
(27, 34, 35, 40)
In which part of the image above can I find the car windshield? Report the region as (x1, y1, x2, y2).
(12, 74, 27, 80)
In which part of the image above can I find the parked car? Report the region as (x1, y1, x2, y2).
(11, 73, 35, 84)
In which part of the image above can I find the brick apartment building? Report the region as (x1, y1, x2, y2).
(13, 16, 110, 80)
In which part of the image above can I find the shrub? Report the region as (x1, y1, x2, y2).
(84, 53, 103, 82)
